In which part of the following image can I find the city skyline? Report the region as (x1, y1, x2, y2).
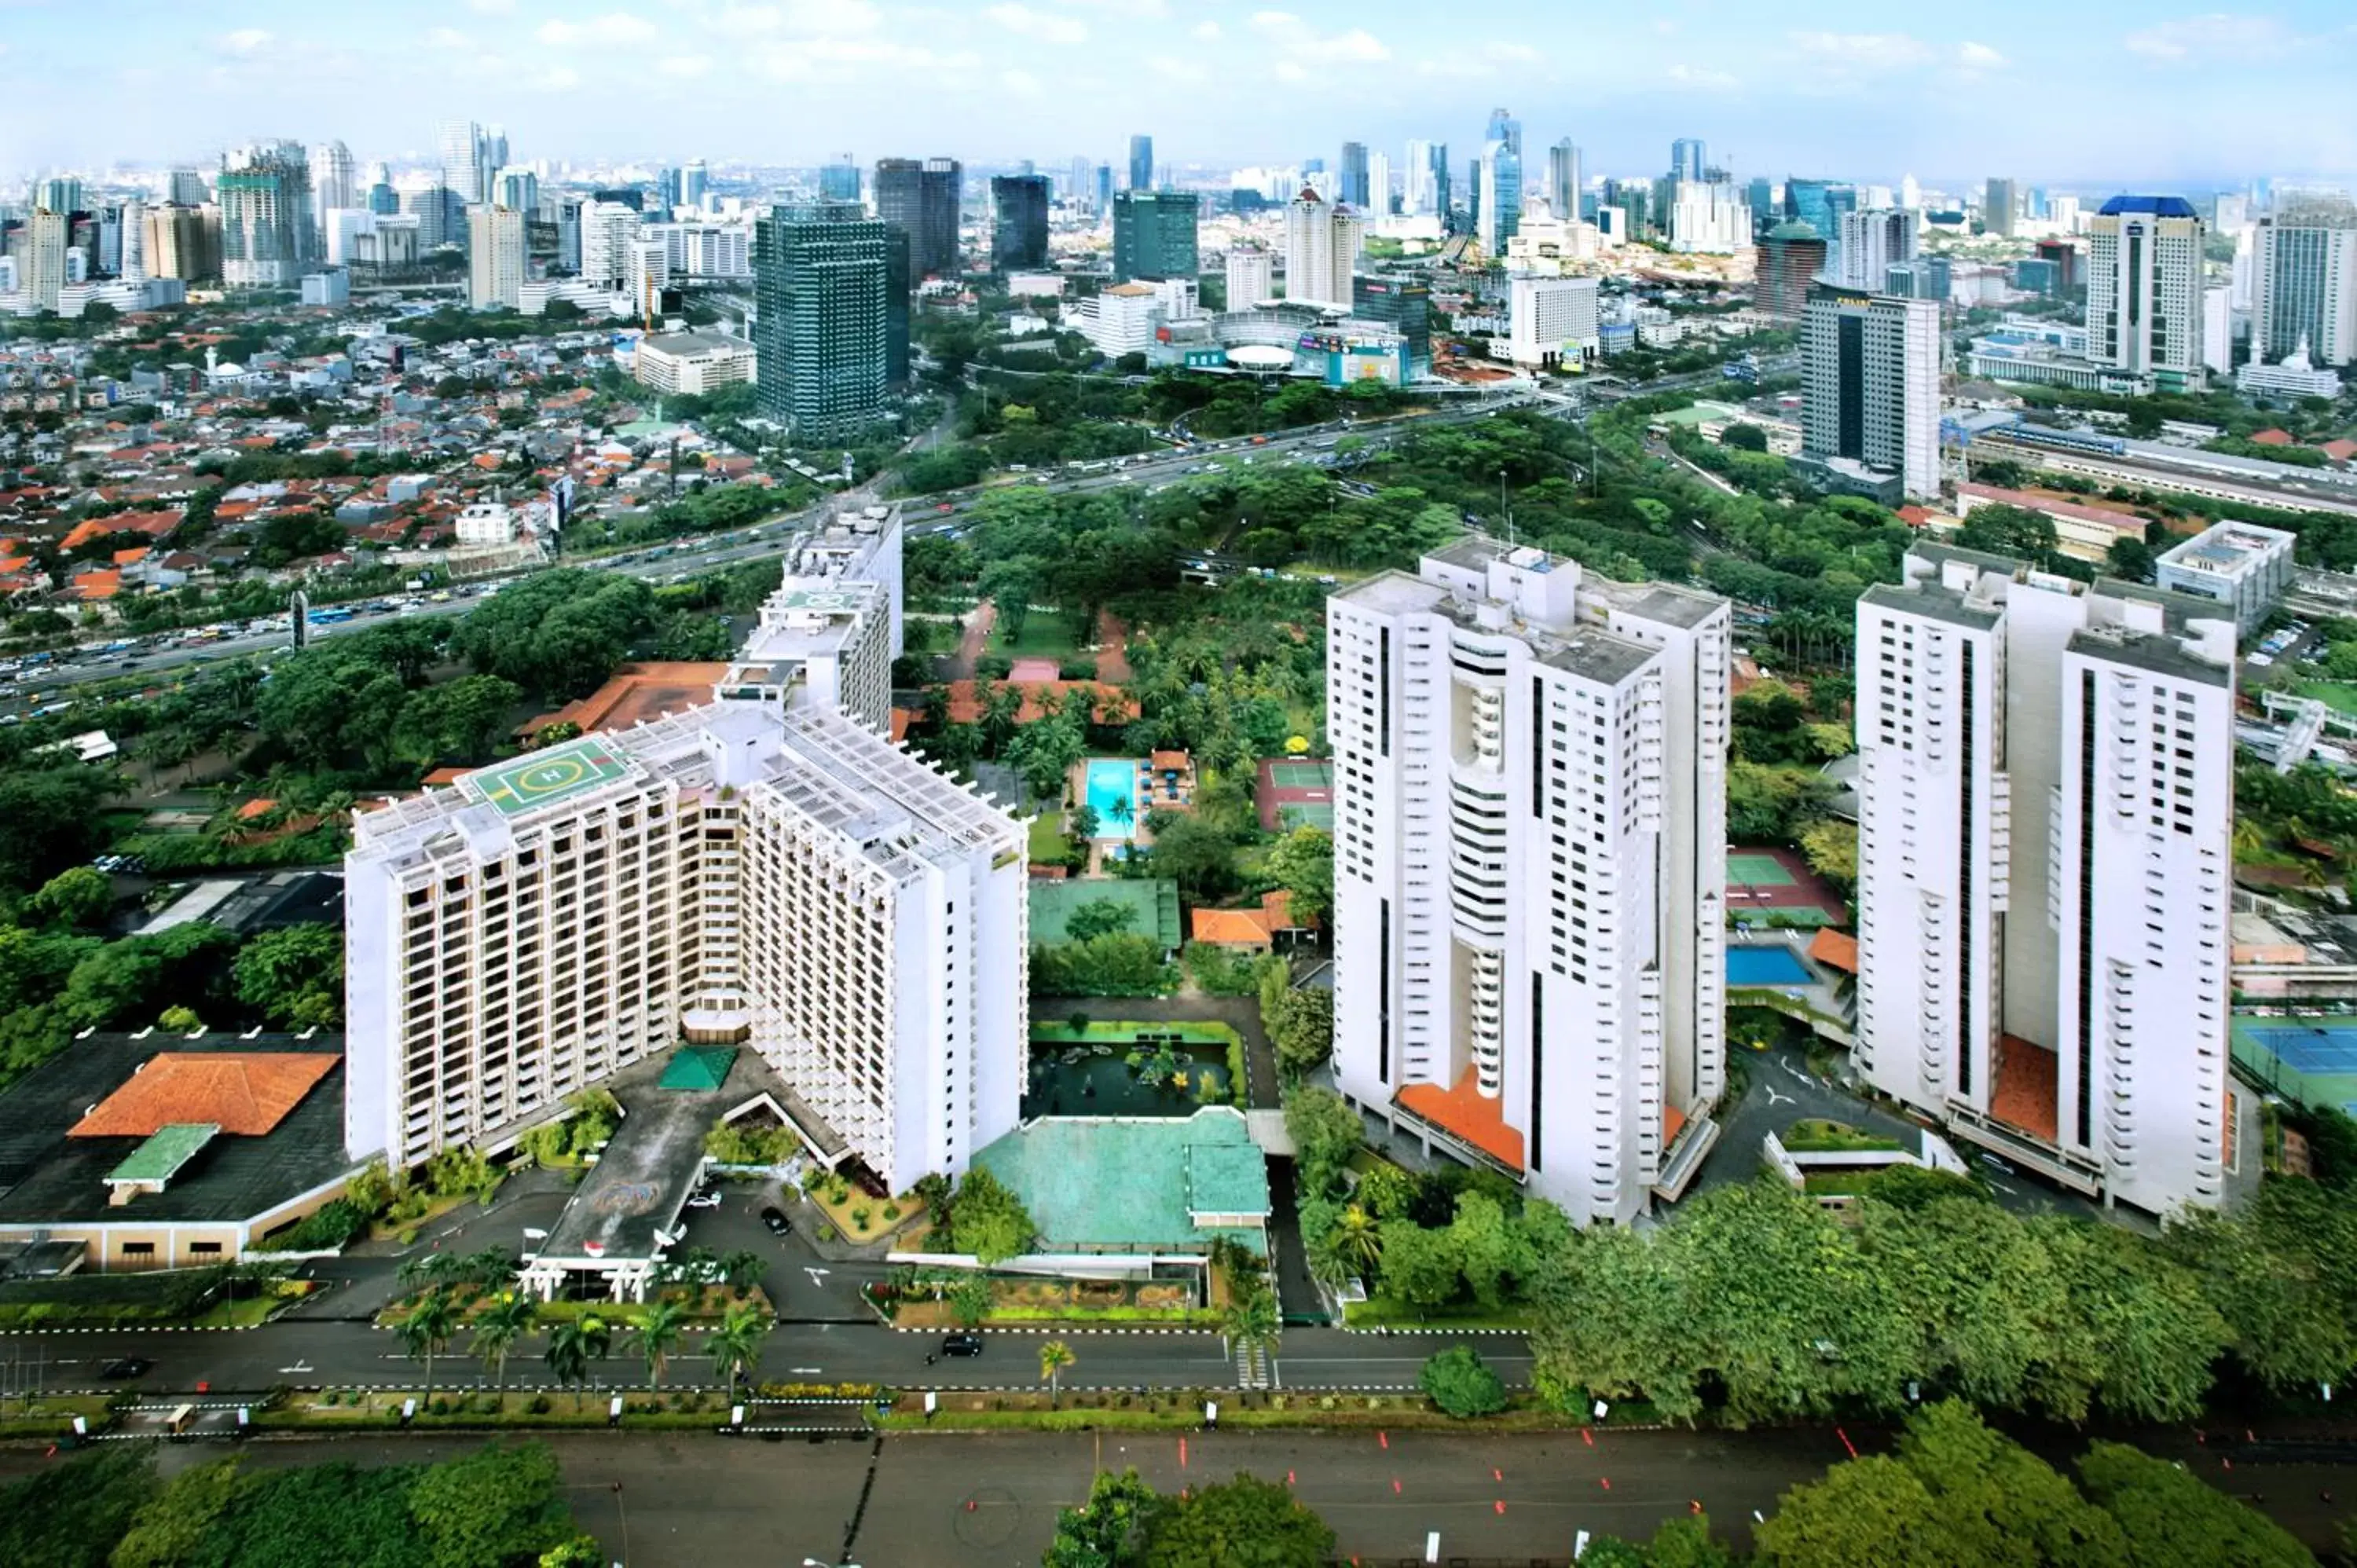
(5, 2, 2356, 184)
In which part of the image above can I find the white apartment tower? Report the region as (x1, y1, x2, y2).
(2085, 196, 2207, 392)
(1835, 208, 1919, 291)
(1854, 545, 2242, 1215)
(1328, 539, 1731, 1225)
(1225, 244, 1274, 310)
(1283, 186, 1360, 308)
(308, 140, 357, 229)
(579, 201, 641, 292)
(1801, 284, 1942, 501)
(19, 211, 68, 312)
(1508, 275, 1600, 369)
(720, 509, 904, 728)
(2252, 201, 2357, 368)
(467, 204, 527, 310)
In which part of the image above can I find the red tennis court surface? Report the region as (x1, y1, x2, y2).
(1259, 757, 1335, 832)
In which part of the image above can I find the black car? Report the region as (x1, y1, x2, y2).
(100, 1357, 152, 1380)
(759, 1206, 791, 1236)
(940, 1333, 984, 1358)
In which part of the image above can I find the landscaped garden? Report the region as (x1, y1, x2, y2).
(1023, 1019, 1246, 1117)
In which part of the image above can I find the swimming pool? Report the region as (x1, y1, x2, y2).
(1083, 758, 1140, 840)
(1726, 945, 1813, 987)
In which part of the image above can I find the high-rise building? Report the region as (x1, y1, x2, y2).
(438, 119, 489, 205)
(1984, 176, 2018, 238)
(658, 166, 684, 217)
(1853, 544, 2241, 1215)
(1508, 274, 1600, 368)
(1127, 134, 1154, 192)
(819, 157, 860, 203)
(308, 141, 357, 229)
(2085, 196, 2207, 391)
(1282, 185, 1360, 307)
(1882, 256, 1952, 303)
(1668, 180, 1747, 254)
(989, 174, 1050, 273)
(1835, 208, 1919, 290)
(1340, 141, 1369, 210)
(1753, 222, 1830, 320)
(2252, 200, 2357, 368)
(1351, 276, 1431, 377)
(34, 176, 83, 216)
(1476, 109, 1523, 253)
(579, 201, 640, 291)
(217, 143, 316, 286)
(1547, 140, 1582, 223)
(1094, 164, 1113, 216)
(1366, 151, 1391, 218)
(1801, 284, 1941, 501)
(112, 199, 147, 280)
(753, 201, 893, 441)
(167, 168, 208, 207)
(873, 156, 961, 279)
(366, 164, 399, 217)
(883, 226, 911, 390)
(681, 159, 709, 212)
(493, 167, 540, 215)
(1110, 189, 1198, 283)
(1670, 137, 1706, 182)
(18, 210, 68, 311)
(1744, 177, 1774, 236)
(400, 183, 465, 252)
(1326, 537, 1731, 1225)
(1226, 244, 1274, 309)
(1784, 178, 1853, 241)
(1402, 139, 1435, 215)
(467, 204, 527, 310)
(144, 203, 220, 283)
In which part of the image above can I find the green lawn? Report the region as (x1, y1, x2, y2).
(1028, 815, 1072, 863)
(1028, 1020, 1240, 1046)
(1781, 1118, 1903, 1153)
(985, 615, 1086, 659)
(2289, 679, 2357, 717)
(1341, 1298, 1538, 1331)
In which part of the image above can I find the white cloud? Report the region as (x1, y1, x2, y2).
(657, 53, 713, 78)
(1957, 40, 2007, 69)
(1192, 20, 1220, 41)
(999, 67, 1043, 96)
(526, 63, 582, 91)
(1790, 31, 1933, 68)
(1250, 11, 1387, 63)
(1149, 55, 1208, 84)
(464, 0, 515, 13)
(985, 3, 1087, 44)
(1413, 42, 1542, 79)
(426, 27, 471, 49)
(538, 12, 658, 46)
(1666, 62, 1739, 91)
(217, 27, 273, 55)
(2126, 13, 2289, 60)
(1272, 60, 1307, 82)
(715, 0, 879, 36)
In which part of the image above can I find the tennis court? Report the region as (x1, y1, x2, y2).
(2243, 1022, 2357, 1076)
(1279, 803, 1336, 830)
(2233, 1016, 2357, 1118)
(1271, 762, 1335, 789)
(1728, 853, 1796, 886)
(1258, 754, 1337, 833)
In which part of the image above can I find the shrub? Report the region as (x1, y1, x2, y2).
(1420, 1345, 1508, 1418)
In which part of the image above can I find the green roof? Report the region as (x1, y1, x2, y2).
(1028, 877, 1182, 952)
(106, 1123, 220, 1186)
(658, 1046, 739, 1093)
(973, 1107, 1269, 1251)
(464, 737, 636, 819)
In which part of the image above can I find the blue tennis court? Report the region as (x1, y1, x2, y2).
(2244, 1024, 2357, 1076)
(1726, 945, 1813, 987)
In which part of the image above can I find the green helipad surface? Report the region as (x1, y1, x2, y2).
(973, 1106, 1268, 1251)
(467, 737, 633, 817)
(107, 1123, 221, 1185)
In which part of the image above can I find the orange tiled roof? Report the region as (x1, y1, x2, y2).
(1191, 906, 1274, 945)
(1149, 749, 1192, 772)
(112, 546, 151, 566)
(521, 661, 731, 736)
(1806, 928, 1859, 974)
(2249, 428, 2295, 446)
(74, 569, 122, 600)
(68, 1053, 339, 1139)
(2322, 439, 2357, 463)
(1397, 1068, 1525, 1171)
(235, 797, 279, 821)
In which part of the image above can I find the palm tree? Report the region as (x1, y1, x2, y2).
(629, 1301, 688, 1390)
(470, 1293, 537, 1394)
(1039, 1339, 1075, 1408)
(718, 1250, 765, 1294)
(397, 1253, 458, 1293)
(398, 1288, 460, 1403)
(1221, 1288, 1281, 1371)
(705, 1302, 771, 1405)
(544, 1314, 612, 1412)
(1332, 1204, 1384, 1278)
(1105, 794, 1132, 830)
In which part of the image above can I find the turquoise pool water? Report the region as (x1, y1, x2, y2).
(1726, 945, 1813, 987)
(1084, 758, 1140, 840)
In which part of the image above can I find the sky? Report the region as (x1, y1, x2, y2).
(7, 1, 2356, 189)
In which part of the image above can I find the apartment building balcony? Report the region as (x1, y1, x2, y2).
(1650, 1101, 1720, 1203)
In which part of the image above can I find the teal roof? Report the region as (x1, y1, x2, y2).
(658, 1046, 739, 1093)
(973, 1107, 1268, 1251)
(1028, 877, 1182, 953)
(106, 1123, 220, 1185)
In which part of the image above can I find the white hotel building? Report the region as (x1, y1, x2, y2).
(1327, 539, 1731, 1225)
(1854, 545, 2245, 1215)
(345, 511, 1028, 1192)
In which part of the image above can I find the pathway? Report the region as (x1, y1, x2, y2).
(1093, 609, 1134, 684)
(939, 599, 996, 682)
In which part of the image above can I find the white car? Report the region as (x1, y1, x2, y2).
(684, 1189, 724, 1211)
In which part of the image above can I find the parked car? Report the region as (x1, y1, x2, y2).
(100, 1357, 153, 1380)
(940, 1333, 984, 1358)
(685, 1190, 723, 1211)
(760, 1206, 792, 1236)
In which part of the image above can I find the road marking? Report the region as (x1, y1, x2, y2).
(278, 1361, 313, 1375)
(1764, 1086, 1792, 1106)
(790, 1367, 823, 1375)
(804, 1268, 830, 1286)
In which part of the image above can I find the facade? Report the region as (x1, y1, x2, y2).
(1340, 141, 1370, 209)
(218, 145, 316, 287)
(1351, 276, 1432, 378)
(718, 510, 903, 730)
(819, 159, 860, 202)
(299, 269, 348, 307)
(1111, 190, 1199, 283)
(17, 210, 67, 312)
(1282, 186, 1360, 307)
(753, 202, 893, 441)
(634, 329, 757, 396)
(874, 157, 962, 279)
(1883, 256, 1952, 303)
(1668, 181, 1747, 254)
(990, 174, 1050, 273)
(578, 201, 640, 291)
(2252, 203, 2357, 368)
(1548, 141, 1583, 227)
(1835, 208, 1919, 291)
(2154, 519, 2297, 630)
(2238, 345, 2344, 399)
(1671, 138, 1706, 182)
(2085, 196, 2207, 392)
(1753, 223, 1830, 321)
(1072, 282, 1163, 357)
(308, 140, 357, 229)
(1985, 177, 2018, 237)
(1225, 244, 1274, 309)
(1327, 538, 1731, 1225)
(344, 705, 1027, 1192)
(1853, 545, 2241, 1215)
(1128, 134, 1154, 192)
(1508, 275, 1600, 369)
(467, 204, 527, 310)
(144, 203, 221, 283)
(1801, 284, 1941, 502)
